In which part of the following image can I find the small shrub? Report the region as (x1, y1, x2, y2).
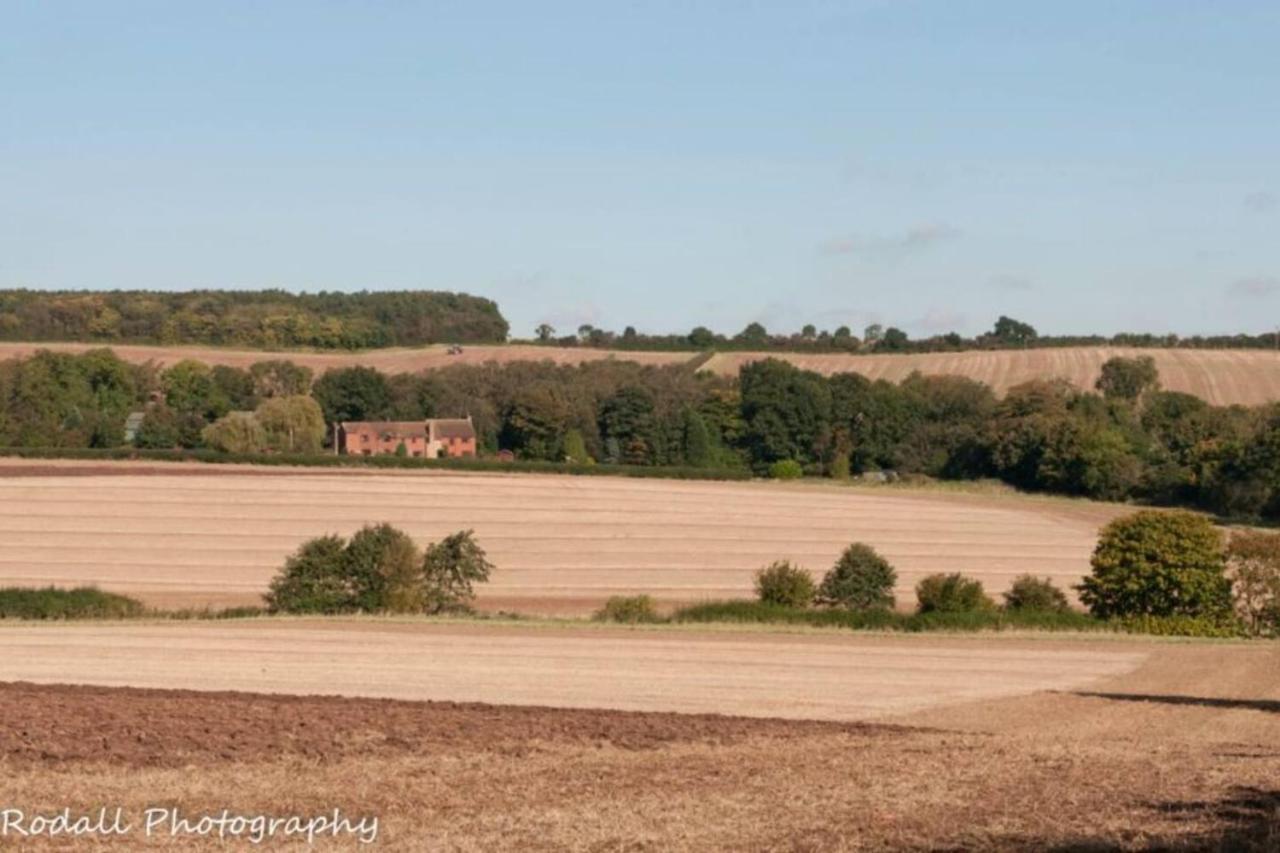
(916, 573, 995, 613)
(768, 459, 804, 480)
(827, 453, 851, 480)
(594, 595, 661, 623)
(0, 586, 145, 620)
(1079, 510, 1232, 619)
(817, 544, 897, 611)
(1002, 575, 1070, 613)
(754, 561, 816, 608)
(421, 529, 494, 614)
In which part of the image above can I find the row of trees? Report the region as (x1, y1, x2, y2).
(0, 289, 509, 349)
(528, 315, 1280, 355)
(4, 347, 1280, 522)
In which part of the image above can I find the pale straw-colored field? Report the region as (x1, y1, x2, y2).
(0, 462, 1126, 613)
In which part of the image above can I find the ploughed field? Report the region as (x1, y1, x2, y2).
(5, 341, 1280, 406)
(0, 625, 1275, 850)
(0, 462, 1124, 613)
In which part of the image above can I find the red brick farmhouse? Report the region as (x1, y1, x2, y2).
(336, 418, 477, 458)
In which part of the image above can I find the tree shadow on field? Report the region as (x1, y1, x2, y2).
(1066, 691, 1280, 715)
(1037, 787, 1280, 852)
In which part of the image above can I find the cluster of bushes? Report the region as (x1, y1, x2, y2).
(677, 511, 1280, 638)
(0, 289, 508, 348)
(265, 525, 493, 615)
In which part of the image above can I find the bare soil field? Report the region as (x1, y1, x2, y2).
(0, 625, 1275, 850)
(703, 346, 1280, 406)
(0, 620, 1149, 719)
(0, 461, 1127, 613)
(0, 340, 693, 372)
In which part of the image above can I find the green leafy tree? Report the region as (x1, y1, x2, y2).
(599, 386, 657, 465)
(344, 524, 424, 613)
(754, 561, 816, 608)
(312, 366, 392, 424)
(563, 428, 589, 463)
(201, 412, 267, 453)
(991, 315, 1038, 346)
(421, 529, 494, 614)
(1095, 356, 1160, 402)
(264, 535, 352, 613)
(133, 405, 182, 448)
(255, 394, 326, 453)
(162, 359, 227, 418)
(817, 544, 897, 610)
(681, 408, 712, 467)
(1079, 510, 1232, 619)
(688, 326, 716, 349)
(250, 360, 314, 397)
(740, 358, 831, 469)
(535, 323, 555, 341)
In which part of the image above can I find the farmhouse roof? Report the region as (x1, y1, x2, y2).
(429, 418, 476, 440)
(341, 420, 429, 438)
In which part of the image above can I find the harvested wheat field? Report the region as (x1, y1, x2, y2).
(703, 346, 1280, 406)
(0, 620, 1150, 719)
(0, 625, 1275, 850)
(0, 340, 694, 373)
(0, 460, 1126, 613)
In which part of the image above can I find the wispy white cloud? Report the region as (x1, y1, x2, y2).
(1227, 276, 1280, 299)
(820, 222, 961, 257)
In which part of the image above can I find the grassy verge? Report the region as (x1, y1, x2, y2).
(0, 446, 751, 481)
(0, 586, 148, 620)
(667, 600, 1253, 638)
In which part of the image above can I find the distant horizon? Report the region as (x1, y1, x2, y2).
(5, 2, 1278, 340)
(0, 284, 1274, 343)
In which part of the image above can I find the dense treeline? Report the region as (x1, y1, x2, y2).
(3, 347, 1280, 522)
(0, 290, 509, 349)
(526, 315, 1280, 354)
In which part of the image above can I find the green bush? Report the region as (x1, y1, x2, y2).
(754, 561, 816, 608)
(915, 573, 995, 613)
(0, 586, 145, 620)
(265, 534, 353, 614)
(1002, 575, 1070, 613)
(768, 459, 804, 480)
(817, 544, 897, 611)
(594, 595, 662, 624)
(1079, 510, 1232, 619)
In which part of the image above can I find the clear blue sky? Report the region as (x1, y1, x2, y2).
(3, 1, 1278, 339)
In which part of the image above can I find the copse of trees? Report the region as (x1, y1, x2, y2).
(0, 289, 509, 348)
(265, 526, 492, 614)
